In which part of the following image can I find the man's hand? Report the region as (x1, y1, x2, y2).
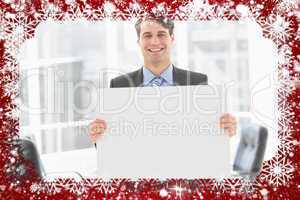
(220, 113, 236, 137)
(88, 118, 107, 143)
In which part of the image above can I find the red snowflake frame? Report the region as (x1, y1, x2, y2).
(0, 0, 300, 199)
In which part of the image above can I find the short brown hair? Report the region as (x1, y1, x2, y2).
(135, 16, 174, 38)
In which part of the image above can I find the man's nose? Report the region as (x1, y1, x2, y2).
(150, 36, 160, 45)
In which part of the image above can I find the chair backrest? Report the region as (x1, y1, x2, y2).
(12, 138, 46, 182)
(233, 123, 268, 177)
(9, 138, 85, 182)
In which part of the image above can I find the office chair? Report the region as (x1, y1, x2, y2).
(7, 138, 83, 183)
(233, 122, 268, 180)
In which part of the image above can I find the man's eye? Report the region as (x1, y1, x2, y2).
(158, 34, 166, 37)
(144, 35, 151, 38)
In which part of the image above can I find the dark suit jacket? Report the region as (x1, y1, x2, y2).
(110, 66, 207, 88)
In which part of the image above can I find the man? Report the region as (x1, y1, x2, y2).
(89, 16, 236, 142)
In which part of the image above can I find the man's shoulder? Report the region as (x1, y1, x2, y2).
(174, 67, 208, 85)
(109, 66, 208, 87)
(110, 68, 142, 88)
(175, 67, 207, 78)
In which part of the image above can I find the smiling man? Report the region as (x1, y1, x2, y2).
(89, 16, 236, 142)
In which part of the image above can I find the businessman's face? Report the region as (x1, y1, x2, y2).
(138, 20, 174, 67)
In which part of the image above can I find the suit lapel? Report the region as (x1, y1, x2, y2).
(133, 67, 143, 87)
(173, 66, 188, 86)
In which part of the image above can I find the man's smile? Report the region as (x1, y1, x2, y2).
(148, 48, 164, 53)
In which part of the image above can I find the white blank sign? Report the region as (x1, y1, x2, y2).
(96, 85, 230, 179)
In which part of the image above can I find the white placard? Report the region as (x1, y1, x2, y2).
(96, 85, 230, 179)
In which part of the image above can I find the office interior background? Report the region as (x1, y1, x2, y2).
(18, 19, 277, 175)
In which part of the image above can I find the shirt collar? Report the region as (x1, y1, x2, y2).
(142, 64, 174, 86)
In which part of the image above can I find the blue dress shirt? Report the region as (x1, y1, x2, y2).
(142, 65, 174, 86)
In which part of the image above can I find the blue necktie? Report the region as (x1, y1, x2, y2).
(150, 77, 164, 86)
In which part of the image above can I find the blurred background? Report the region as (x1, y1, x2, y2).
(18, 19, 277, 175)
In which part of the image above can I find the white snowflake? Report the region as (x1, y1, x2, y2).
(60, 179, 84, 194)
(170, 6, 189, 20)
(5, 106, 19, 120)
(32, 11, 47, 22)
(83, 178, 121, 194)
(30, 181, 59, 194)
(247, 3, 263, 20)
(83, 178, 103, 188)
(260, 14, 294, 45)
(184, 1, 236, 20)
(187, 179, 206, 193)
(236, 178, 250, 193)
(3, 81, 19, 99)
(64, 3, 84, 21)
(277, 125, 294, 156)
(5, 44, 21, 64)
(209, 178, 260, 197)
(103, 1, 116, 18)
(277, 0, 299, 13)
(277, 100, 294, 125)
(97, 180, 116, 194)
(44, 181, 62, 194)
(4, 13, 38, 44)
(238, 178, 259, 196)
(277, 68, 295, 99)
(42, 3, 65, 21)
(114, 0, 128, 7)
(0, 57, 19, 83)
(278, 44, 293, 66)
(83, 5, 105, 21)
(236, 4, 251, 19)
(1, 14, 38, 60)
(181, 0, 213, 20)
(223, 179, 242, 197)
(213, 4, 239, 20)
(119, 2, 146, 20)
(151, 2, 173, 18)
(0, 71, 15, 88)
(210, 178, 228, 193)
(178, 2, 196, 20)
(260, 154, 294, 187)
(30, 183, 42, 193)
(0, 14, 10, 40)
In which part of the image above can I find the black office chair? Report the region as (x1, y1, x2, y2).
(7, 138, 83, 183)
(233, 122, 268, 180)
(5, 138, 45, 184)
